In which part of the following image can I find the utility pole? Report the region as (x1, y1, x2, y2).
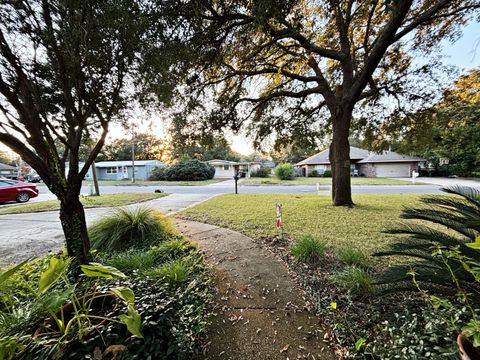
(131, 132, 135, 184)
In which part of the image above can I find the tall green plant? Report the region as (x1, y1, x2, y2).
(89, 207, 177, 252)
(375, 186, 480, 295)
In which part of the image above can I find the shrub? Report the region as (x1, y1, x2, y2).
(149, 239, 196, 263)
(375, 186, 480, 295)
(89, 207, 177, 252)
(149, 160, 215, 181)
(323, 170, 332, 177)
(107, 249, 156, 274)
(290, 236, 326, 265)
(275, 163, 295, 180)
(250, 167, 270, 178)
(336, 247, 369, 268)
(308, 170, 320, 177)
(333, 266, 374, 294)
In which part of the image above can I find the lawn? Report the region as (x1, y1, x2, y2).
(178, 193, 422, 257)
(241, 176, 423, 185)
(0, 192, 168, 215)
(35, 179, 225, 187)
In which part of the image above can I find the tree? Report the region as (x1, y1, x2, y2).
(389, 68, 480, 176)
(178, 0, 479, 205)
(0, 150, 13, 165)
(98, 133, 169, 162)
(0, 1, 181, 267)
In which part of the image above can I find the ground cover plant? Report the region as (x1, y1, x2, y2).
(178, 193, 466, 358)
(0, 207, 210, 360)
(0, 193, 167, 215)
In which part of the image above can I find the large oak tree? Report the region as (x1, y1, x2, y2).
(181, 0, 479, 205)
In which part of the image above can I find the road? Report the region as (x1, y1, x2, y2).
(1, 177, 479, 265)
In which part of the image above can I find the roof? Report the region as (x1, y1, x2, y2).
(207, 159, 238, 165)
(94, 160, 163, 168)
(0, 162, 17, 170)
(357, 151, 426, 163)
(296, 146, 425, 165)
(296, 146, 370, 165)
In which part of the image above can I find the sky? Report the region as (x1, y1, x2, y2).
(1, 19, 480, 158)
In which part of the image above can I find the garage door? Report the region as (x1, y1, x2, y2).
(375, 163, 411, 178)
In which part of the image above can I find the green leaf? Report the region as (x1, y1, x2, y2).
(462, 319, 480, 347)
(0, 258, 32, 286)
(41, 285, 75, 311)
(467, 236, 480, 250)
(118, 304, 143, 338)
(112, 287, 135, 304)
(81, 263, 126, 279)
(355, 338, 367, 351)
(39, 257, 70, 294)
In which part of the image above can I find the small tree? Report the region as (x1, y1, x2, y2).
(0, 1, 180, 267)
(275, 163, 295, 180)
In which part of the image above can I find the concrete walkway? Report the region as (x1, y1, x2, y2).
(175, 219, 334, 360)
(0, 193, 215, 265)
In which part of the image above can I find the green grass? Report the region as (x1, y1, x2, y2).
(290, 236, 326, 265)
(178, 194, 424, 260)
(242, 176, 424, 186)
(89, 207, 177, 252)
(333, 266, 375, 294)
(336, 247, 369, 268)
(0, 192, 167, 215)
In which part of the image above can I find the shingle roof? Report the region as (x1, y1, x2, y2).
(296, 146, 370, 165)
(296, 146, 425, 165)
(357, 151, 426, 163)
(95, 160, 163, 168)
(0, 162, 16, 170)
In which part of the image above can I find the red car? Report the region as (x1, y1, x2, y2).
(0, 179, 39, 203)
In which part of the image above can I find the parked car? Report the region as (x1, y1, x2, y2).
(28, 175, 42, 183)
(0, 179, 39, 203)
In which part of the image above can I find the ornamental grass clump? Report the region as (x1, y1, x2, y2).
(336, 247, 369, 268)
(89, 207, 177, 252)
(333, 266, 374, 295)
(290, 235, 326, 265)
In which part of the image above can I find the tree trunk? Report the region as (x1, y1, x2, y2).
(59, 194, 90, 266)
(330, 106, 354, 206)
(91, 160, 100, 196)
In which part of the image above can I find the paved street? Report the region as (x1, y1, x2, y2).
(1, 177, 479, 265)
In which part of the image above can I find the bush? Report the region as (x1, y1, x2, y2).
(323, 170, 332, 177)
(336, 247, 369, 268)
(149, 159, 215, 181)
(308, 170, 320, 177)
(333, 266, 374, 294)
(89, 207, 177, 252)
(250, 167, 270, 178)
(290, 236, 326, 265)
(275, 163, 295, 180)
(375, 186, 480, 295)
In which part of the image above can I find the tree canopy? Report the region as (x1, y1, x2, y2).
(98, 133, 169, 162)
(172, 0, 480, 205)
(389, 68, 480, 176)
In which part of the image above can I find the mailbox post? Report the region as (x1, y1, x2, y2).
(233, 172, 240, 194)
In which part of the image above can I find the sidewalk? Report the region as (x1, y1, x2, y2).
(175, 219, 334, 360)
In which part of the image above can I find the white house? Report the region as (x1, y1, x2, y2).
(207, 160, 261, 178)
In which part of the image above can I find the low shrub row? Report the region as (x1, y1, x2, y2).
(149, 159, 215, 181)
(250, 167, 271, 178)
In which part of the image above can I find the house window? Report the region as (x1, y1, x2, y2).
(123, 167, 128, 173)
(224, 165, 230, 170)
(106, 167, 118, 174)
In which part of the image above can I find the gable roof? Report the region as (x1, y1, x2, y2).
(296, 146, 426, 165)
(296, 146, 370, 165)
(357, 151, 426, 163)
(95, 160, 163, 168)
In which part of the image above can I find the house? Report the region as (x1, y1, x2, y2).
(0, 162, 18, 179)
(295, 146, 426, 178)
(94, 160, 163, 181)
(207, 160, 261, 178)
